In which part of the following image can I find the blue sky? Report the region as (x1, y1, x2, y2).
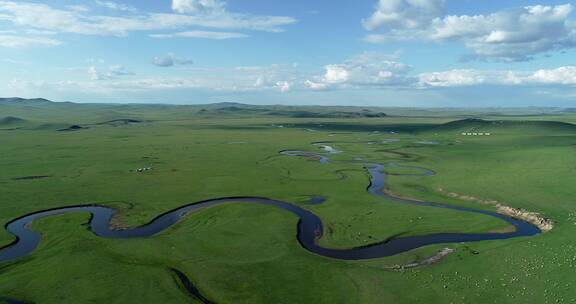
(1, 0, 576, 107)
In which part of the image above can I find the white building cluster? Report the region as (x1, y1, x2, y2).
(461, 132, 491, 136)
(134, 167, 153, 173)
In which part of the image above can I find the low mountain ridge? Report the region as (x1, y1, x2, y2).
(0, 97, 53, 105)
(427, 118, 576, 134)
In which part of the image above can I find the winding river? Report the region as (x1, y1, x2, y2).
(0, 147, 540, 263)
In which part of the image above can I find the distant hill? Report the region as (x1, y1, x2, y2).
(95, 119, 145, 126)
(0, 116, 26, 125)
(0, 97, 54, 105)
(0, 98, 388, 119)
(205, 102, 247, 108)
(57, 125, 87, 132)
(425, 118, 576, 135)
(3, 98, 576, 130)
(197, 103, 388, 118)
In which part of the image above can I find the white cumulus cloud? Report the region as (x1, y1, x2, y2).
(88, 65, 134, 80)
(275, 81, 291, 93)
(513, 66, 576, 86)
(363, 0, 445, 31)
(417, 66, 576, 88)
(172, 0, 225, 15)
(363, 2, 576, 61)
(306, 52, 413, 90)
(418, 70, 486, 87)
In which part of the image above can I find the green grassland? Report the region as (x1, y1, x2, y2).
(1, 99, 575, 303)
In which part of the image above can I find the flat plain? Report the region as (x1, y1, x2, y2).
(1, 99, 575, 303)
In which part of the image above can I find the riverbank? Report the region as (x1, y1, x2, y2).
(384, 248, 456, 271)
(437, 187, 554, 232)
